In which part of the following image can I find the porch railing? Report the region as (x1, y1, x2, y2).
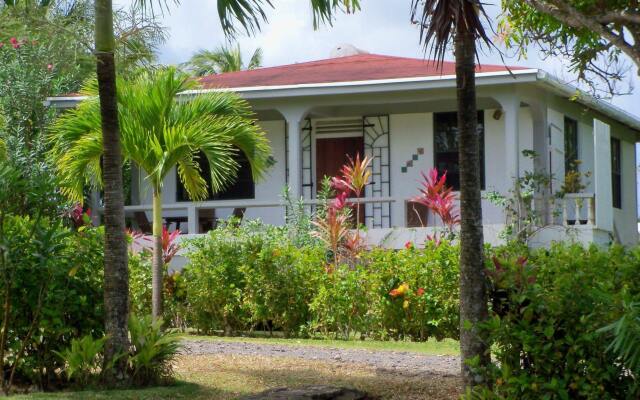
(562, 193, 595, 226)
(122, 197, 396, 234)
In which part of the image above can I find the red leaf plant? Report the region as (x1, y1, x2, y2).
(129, 225, 181, 265)
(411, 168, 460, 238)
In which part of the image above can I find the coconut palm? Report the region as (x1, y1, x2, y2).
(184, 44, 263, 76)
(49, 66, 271, 322)
(410, 0, 493, 387)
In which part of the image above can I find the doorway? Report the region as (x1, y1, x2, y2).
(315, 136, 365, 225)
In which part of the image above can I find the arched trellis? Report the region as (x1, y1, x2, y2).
(363, 115, 391, 228)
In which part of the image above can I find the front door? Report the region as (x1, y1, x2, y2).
(316, 136, 365, 225)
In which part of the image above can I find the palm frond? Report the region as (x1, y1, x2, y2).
(410, 0, 492, 65)
(49, 66, 272, 203)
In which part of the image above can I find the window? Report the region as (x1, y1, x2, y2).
(176, 150, 254, 202)
(611, 137, 621, 209)
(564, 117, 579, 172)
(434, 111, 485, 190)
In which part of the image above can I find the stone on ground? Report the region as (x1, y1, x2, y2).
(240, 385, 374, 400)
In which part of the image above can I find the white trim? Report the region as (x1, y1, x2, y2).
(44, 67, 640, 134)
(183, 69, 540, 95)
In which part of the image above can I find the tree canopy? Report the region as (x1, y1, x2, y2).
(500, 0, 640, 96)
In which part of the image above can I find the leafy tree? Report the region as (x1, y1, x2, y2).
(49, 67, 271, 322)
(410, 0, 491, 388)
(184, 43, 263, 76)
(500, 0, 640, 95)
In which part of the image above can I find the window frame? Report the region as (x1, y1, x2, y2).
(611, 137, 622, 209)
(433, 110, 485, 191)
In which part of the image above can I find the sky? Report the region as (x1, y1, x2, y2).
(116, 0, 640, 118)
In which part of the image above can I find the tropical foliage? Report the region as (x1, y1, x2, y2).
(500, 0, 640, 96)
(183, 43, 263, 76)
(49, 67, 271, 319)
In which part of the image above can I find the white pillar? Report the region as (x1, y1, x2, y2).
(187, 205, 198, 234)
(502, 98, 520, 182)
(593, 119, 613, 232)
(281, 108, 307, 199)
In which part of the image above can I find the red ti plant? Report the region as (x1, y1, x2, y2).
(330, 153, 372, 235)
(131, 225, 181, 265)
(311, 207, 349, 268)
(412, 168, 460, 238)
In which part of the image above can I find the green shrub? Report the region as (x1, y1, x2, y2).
(310, 264, 371, 339)
(182, 221, 252, 334)
(469, 243, 640, 399)
(128, 315, 181, 386)
(0, 215, 104, 389)
(181, 223, 461, 342)
(54, 335, 108, 387)
(364, 241, 460, 341)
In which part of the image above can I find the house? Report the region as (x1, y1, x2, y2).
(47, 48, 640, 249)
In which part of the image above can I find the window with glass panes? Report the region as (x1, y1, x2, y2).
(433, 111, 485, 191)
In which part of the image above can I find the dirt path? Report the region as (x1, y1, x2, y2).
(182, 339, 461, 378)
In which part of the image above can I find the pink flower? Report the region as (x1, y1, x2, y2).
(9, 37, 18, 45)
(47, 64, 53, 71)
(0, 42, 4, 48)
(404, 241, 414, 249)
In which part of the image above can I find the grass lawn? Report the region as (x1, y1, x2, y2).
(12, 337, 461, 400)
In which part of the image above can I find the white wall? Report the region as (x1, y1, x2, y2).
(242, 119, 287, 225)
(389, 113, 433, 227)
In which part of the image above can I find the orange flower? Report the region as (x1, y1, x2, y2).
(417, 287, 425, 296)
(389, 288, 401, 297)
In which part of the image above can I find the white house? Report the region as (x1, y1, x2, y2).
(48, 49, 640, 248)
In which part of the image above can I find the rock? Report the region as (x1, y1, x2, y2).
(240, 385, 374, 400)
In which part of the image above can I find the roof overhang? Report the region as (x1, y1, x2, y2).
(45, 68, 640, 135)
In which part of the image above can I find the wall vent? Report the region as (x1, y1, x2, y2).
(314, 118, 363, 135)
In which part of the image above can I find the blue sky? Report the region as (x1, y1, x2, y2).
(118, 0, 639, 118)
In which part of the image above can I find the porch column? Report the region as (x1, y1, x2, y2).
(281, 108, 307, 199)
(502, 97, 520, 182)
(593, 119, 613, 232)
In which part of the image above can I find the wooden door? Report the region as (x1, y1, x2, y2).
(316, 136, 365, 225)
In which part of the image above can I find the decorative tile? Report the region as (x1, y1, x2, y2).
(417, 147, 424, 155)
(401, 166, 407, 173)
(407, 160, 413, 167)
(412, 154, 418, 161)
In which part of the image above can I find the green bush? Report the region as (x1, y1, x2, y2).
(181, 221, 461, 341)
(0, 215, 104, 389)
(128, 315, 181, 386)
(469, 243, 640, 399)
(364, 242, 460, 341)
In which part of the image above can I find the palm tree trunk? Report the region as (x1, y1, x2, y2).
(455, 26, 490, 387)
(95, 0, 129, 385)
(151, 189, 164, 320)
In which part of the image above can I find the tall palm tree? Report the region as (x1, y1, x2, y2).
(93, 0, 129, 384)
(184, 44, 263, 76)
(411, 0, 492, 388)
(49, 67, 271, 322)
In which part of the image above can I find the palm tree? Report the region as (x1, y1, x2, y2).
(184, 44, 263, 76)
(410, 0, 492, 388)
(49, 67, 271, 322)
(93, 0, 129, 384)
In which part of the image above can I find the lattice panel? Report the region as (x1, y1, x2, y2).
(364, 115, 391, 228)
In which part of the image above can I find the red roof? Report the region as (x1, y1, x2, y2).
(199, 53, 525, 89)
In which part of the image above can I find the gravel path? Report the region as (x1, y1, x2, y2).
(182, 339, 461, 378)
